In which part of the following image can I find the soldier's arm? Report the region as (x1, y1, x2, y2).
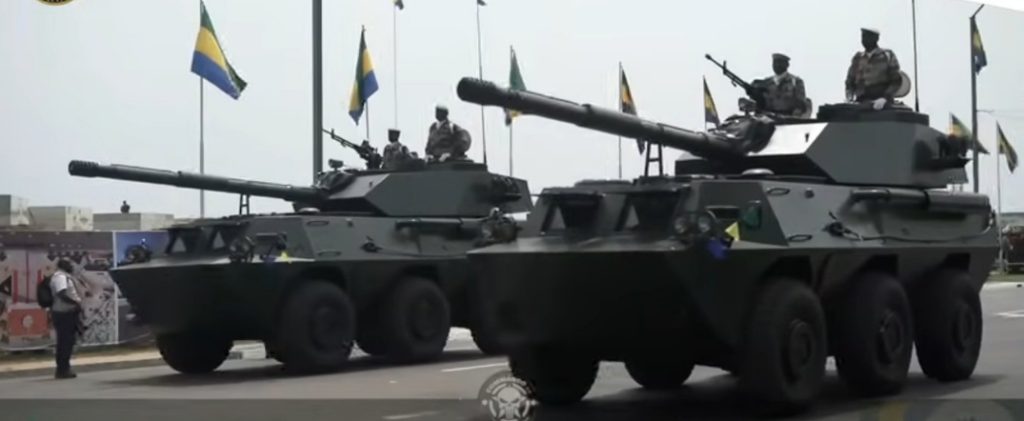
(883, 51, 902, 99)
(794, 77, 808, 113)
(845, 54, 858, 97)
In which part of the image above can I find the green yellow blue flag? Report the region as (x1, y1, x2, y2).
(348, 27, 379, 124)
(949, 113, 989, 154)
(505, 47, 526, 126)
(971, 18, 987, 74)
(997, 123, 1017, 173)
(191, 0, 247, 99)
(619, 64, 644, 154)
(703, 77, 720, 127)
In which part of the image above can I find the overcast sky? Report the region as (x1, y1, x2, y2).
(3, 0, 1023, 218)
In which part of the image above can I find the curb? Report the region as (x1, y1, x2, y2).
(0, 352, 244, 380)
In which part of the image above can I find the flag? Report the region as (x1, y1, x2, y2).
(477, 0, 486, 5)
(949, 113, 989, 154)
(505, 47, 526, 126)
(971, 18, 987, 74)
(619, 65, 644, 153)
(394, 0, 404, 9)
(997, 123, 1018, 173)
(348, 27, 379, 124)
(190, 0, 247, 99)
(703, 77, 720, 127)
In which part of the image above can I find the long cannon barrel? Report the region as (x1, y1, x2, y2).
(68, 160, 324, 203)
(456, 77, 743, 161)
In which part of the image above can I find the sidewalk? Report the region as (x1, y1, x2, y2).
(0, 341, 262, 379)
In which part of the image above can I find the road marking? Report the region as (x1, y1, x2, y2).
(996, 309, 1024, 318)
(984, 282, 1023, 290)
(382, 411, 438, 420)
(440, 362, 507, 373)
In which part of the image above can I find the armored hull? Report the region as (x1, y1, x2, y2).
(70, 159, 531, 374)
(456, 77, 999, 415)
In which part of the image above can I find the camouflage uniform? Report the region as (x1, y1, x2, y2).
(761, 72, 808, 117)
(845, 47, 901, 102)
(382, 141, 411, 170)
(426, 120, 472, 161)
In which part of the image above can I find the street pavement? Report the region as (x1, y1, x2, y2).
(1, 283, 1022, 421)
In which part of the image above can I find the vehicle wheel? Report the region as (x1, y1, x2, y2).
(156, 332, 232, 374)
(468, 280, 504, 355)
(738, 278, 827, 416)
(625, 357, 694, 390)
(833, 272, 914, 397)
(277, 280, 356, 373)
(355, 313, 388, 357)
(510, 347, 598, 406)
(379, 277, 451, 363)
(911, 269, 982, 382)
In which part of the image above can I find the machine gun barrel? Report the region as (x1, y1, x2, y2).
(456, 77, 742, 161)
(68, 160, 324, 203)
(322, 129, 383, 169)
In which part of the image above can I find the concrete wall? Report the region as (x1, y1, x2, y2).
(0, 195, 31, 227)
(27, 206, 93, 231)
(94, 213, 175, 231)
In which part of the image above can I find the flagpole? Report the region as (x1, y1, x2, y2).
(996, 129, 1005, 271)
(393, 2, 398, 128)
(617, 61, 623, 180)
(970, 5, 984, 193)
(366, 102, 371, 140)
(475, 0, 488, 166)
(509, 122, 514, 176)
(911, 0, 920, 112)
(312, 0, 323, 181)
(199, 77, 205, 219)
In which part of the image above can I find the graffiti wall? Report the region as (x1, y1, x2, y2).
(0, 230, 167, 351)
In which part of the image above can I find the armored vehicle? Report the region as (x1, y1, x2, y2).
(455, 77, 998, 415)
(67, 148, 531, 374)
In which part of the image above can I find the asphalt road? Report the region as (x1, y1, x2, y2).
(1, 283, 1022, 421)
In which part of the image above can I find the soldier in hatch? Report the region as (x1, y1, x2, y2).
(381, 128, 412, 170)
(426, 105, 472, 162)
(758, 53, 810, 117)
(845, 28, 902, 110)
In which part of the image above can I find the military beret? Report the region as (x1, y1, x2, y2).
(772, 53, 790, 62)
(388, 128, 401, 135)
(861, 27, 880, 36)
(435, 105, 448, 111)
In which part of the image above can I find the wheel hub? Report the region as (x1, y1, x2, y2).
(953, 302, 977, 353)
(784, 319, 815, 381)
(310, 305, 346, 350)
(876, 310, 906, 365)
(409, 297, 440, 340)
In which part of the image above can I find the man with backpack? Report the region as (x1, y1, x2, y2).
(39, 258, 82, 379)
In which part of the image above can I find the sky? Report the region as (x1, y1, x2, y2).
(2, 0, 1024, 219)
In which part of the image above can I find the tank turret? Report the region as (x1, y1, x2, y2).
(456, 77, 969, 188)
(68, 159, 531, 217)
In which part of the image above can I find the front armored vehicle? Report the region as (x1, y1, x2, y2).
(67, 147, 531, 374)
(456, 77, 998, 415)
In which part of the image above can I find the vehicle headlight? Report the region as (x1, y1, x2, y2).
(672, 211, 718, 241)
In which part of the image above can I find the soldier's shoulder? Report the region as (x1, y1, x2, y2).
(788, 73, 804, 83)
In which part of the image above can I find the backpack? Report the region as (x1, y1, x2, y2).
(37, 276, 54, 308)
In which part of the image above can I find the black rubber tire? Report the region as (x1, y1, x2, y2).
(833, 272, 914, 397)
(625, 358, 695, 390)
(277, 280, 356, 374)
(509, 347, 598, 406)
(378, 278, 451, 363)
(471, 325, 504, 356)
(156, 332, 232, 374)
(355, 314, 389, 357)
(911, 269, 983, 382)
(738, 279, 828, 416)
(467, 280, 504, 356)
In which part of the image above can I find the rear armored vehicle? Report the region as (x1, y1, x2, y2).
(456, 76, 998, 415)
(67, 136, 531, 374)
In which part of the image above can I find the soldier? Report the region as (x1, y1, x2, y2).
(426, 105, 472, 162)
(381, 128, 411, 170)
(758, 53, 810, 117)
(845, 28, 902, 110)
